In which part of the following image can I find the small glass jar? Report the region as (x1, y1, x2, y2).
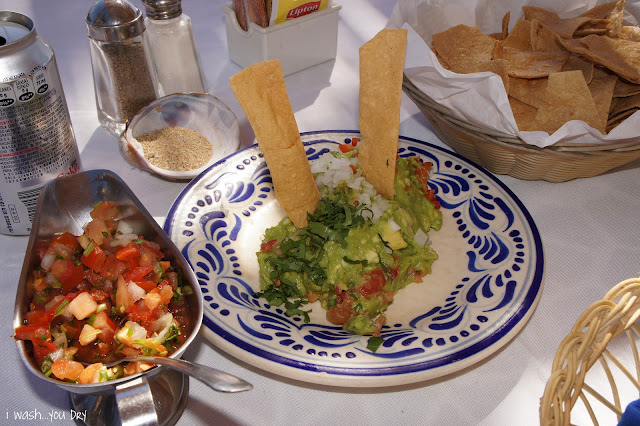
(86, 0, 157, 138)
(142, 0, 208, 97)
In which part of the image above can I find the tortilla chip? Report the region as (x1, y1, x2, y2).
(497, 47, 570, 78)
(509, 96, 538, 131)
(573, 27, 608, 37)
(609, 92, 640, 119)
(579, 0, 625, 38)
(530, 19, 565, 51)
(607, 111, 636, 132)
(502, 11, 511, 40)
(587, 67, 618, 133)
(620, 26, 640, 42)
(503, 18, 532, 50)
(430, 44, 451, 70)
(229, 59, 320, 228)
(613, 78, 640, 97)
(562, 35, 640, 84)
(533, 70, 602, 134)
(469, 59, 510, 92)
(508, 77, 547, 108)
(358, 29, 407, 199)
(432, 25, 497, 74)
(562, 54, 594, 84)
(522, 6, 608, 39)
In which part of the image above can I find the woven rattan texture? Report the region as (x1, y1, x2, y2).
(402, 76, 640, 182)
(540, 277, 640, 425)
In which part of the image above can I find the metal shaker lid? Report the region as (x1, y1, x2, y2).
(142, 0, 183, 21)
(86, 0, 145, 42)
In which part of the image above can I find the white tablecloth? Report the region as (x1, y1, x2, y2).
(1, 1, 639, 425)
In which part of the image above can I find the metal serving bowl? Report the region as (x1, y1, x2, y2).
(13, 169, 203, 397)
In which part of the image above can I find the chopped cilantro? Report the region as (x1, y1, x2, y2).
(367, 336, 384, 353)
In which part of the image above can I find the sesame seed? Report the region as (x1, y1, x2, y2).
(136, 126, 212, 171)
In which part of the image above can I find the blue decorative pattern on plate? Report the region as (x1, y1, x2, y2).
(164, 131, 544, 387)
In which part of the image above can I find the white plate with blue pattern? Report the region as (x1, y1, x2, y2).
(164, 131, 544, 387)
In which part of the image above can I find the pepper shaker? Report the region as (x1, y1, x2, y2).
(142, 0, 208, 97)
(86, 0, 157, 138)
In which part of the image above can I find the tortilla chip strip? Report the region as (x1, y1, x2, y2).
(229, 60, 320, 228)
(358, 29, 407, 199)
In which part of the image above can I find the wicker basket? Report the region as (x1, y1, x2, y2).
(402, 75, 640, 183)
(540, 277, 640, 425)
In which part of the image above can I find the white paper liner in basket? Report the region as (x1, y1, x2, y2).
(540, 277, 640, 425)
(387, 0, 640, 149)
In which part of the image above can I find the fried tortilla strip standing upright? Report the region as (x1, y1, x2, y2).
(358, 29, 407, 199)
(229, 59, 320, 228)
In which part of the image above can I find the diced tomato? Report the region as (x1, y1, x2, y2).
(81, 244, 106, 272)
(349, 164, 357, 174)
(116, 244, 140, 262)
(52, 232, 80, 250)
(14, 324, 55, 363)
(49, 259, 84, 291)
(415, 160, 441, 209)
(51, 359, 85, 381)
(127, 301, 156, 329)
(14, 324, 50, 341)
(90, 201, 118, 221)
(326, 297, 354, 325)
(135, 279, 157, 292)
(351, 137, 360, 146)
(50, 259, 75, 282)
(386, 265, 400, 282)
(85, 269, 106, 288)
(158, 284, 174, 304)
(124, 265, 154, 283)
(25, 309, 47, 325)
(260, 239, 278, 253)
(138, 244, 163, 266)
(87, 219, 109, 246)
(359, 268, 387, 297)
(100, 253, 127, 280)
(33, 340, 59, 363)
(62, 264, 86, 292)
(339, 144, 353, 153)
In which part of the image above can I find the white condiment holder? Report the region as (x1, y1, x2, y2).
(222, 2, 342, 76)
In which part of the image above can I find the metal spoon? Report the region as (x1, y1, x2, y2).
(96, 356, 252, 393)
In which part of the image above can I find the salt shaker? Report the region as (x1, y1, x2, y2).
(86, 0, 157, 138)
(142, 0, 208, 97)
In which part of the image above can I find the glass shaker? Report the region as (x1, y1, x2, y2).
(142, 0, 208, 97)
(86, 0, 157, 138)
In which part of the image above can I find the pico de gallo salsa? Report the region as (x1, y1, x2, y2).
(14, 201, 193, 384)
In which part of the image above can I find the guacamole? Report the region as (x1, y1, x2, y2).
(256, 152, 442, 336)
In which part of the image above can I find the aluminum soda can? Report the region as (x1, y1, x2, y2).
(0, 11, 81, 235)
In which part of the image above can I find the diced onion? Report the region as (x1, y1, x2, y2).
(414, 228, 429, 246)
(116, 220, 134, 236)
(112, 233, 138, 247)
(41, 251, 56, 271)
(151, 313, 174, 343)
(388, 219, 401, 232)
(127, 281, 146, 302)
